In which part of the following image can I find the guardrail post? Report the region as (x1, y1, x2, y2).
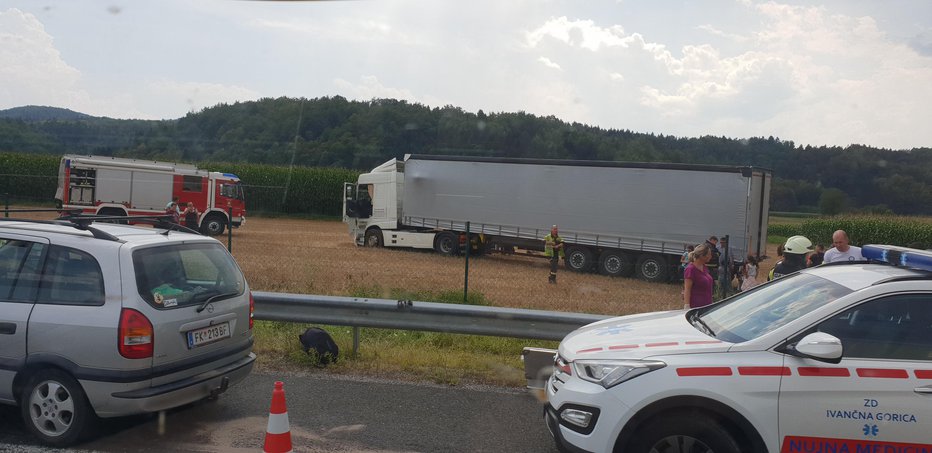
(4, 193, 8, 218)
(464, 221, 470, 304)
(227, 203, 233, 252)
(352, 326, 359, 358)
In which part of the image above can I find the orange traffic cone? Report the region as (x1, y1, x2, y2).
(263, 381, 293, 453)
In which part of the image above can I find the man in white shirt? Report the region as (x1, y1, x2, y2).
(823, 229, 864, 263)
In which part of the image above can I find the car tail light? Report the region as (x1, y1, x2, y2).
(119, 308, 153, 359)
(249, 291, 255, 330)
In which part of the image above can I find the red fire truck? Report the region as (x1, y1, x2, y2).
(55, 155, 246, 235)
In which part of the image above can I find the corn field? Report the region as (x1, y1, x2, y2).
(769, 216, 932, 249)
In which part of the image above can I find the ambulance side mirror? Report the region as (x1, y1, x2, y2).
(791, 332, 843, 364)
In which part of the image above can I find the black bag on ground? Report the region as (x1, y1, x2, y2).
(298, 327, 339, 365)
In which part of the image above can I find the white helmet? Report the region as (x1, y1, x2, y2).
(784, 235, 813, 255)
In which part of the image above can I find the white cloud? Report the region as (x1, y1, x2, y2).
(525, 16, 634, 52)
(0, 8, 82, 109)
(537, 56, 562, 70)
(144, 80, 262, 118)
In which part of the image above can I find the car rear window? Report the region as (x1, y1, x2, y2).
(133, 242, 244, 308)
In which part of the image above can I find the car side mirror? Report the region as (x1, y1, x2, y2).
(792, 332, 843, 364)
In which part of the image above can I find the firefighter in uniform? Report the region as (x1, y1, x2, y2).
(769, 235, 813, 281)
(544, 225, 565, 284)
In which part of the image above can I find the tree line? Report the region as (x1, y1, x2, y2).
(1, 97, 930, 215)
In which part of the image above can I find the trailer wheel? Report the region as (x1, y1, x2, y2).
(434, 232, 459, 256)
(364, 228, 383, 247)
(202, 214, 226, 236)
(564, 246, 593, 272)
(599, 250, 635, 277)
(636, 253, 669, 282)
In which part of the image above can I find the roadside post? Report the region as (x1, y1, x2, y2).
(464, 221, 470, 304)
(227, 203, 233, 252)
(4, 193, 8, 218)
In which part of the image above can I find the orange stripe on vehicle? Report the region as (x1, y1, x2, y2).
(916, 370, 932, 379)
(646, 342, 678, 348)
(685, 340, 722, 345)
(676, 367, 732, 376)
(738, 366, 791, 376)
(608, 344, 639, 350)
(856, 368, 908, 379)
(798, 367, 850, 377)
(577, 347, 603, 354)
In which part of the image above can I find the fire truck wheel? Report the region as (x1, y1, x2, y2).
(202, 215, 226, 236)
(628, 411, 741, 453)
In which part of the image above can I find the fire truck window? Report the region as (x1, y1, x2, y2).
(183, 176, 202, 192)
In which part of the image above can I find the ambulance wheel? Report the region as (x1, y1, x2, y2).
(203, 215, 226, 236)
(599, 250, 635, 277)
(21, 369, 97, 447)
(628, 412, 741, 453)
(364, 228, 383, 247)
(636, 254, 669, 282)
(434, 232, 459, 256)
(564, 246, 593, 272)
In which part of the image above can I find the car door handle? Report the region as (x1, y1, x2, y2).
(915, 386, 932, 395)
(0, 322, 16, 335)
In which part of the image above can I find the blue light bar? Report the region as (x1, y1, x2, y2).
(222, 173, 240, 179)
(862, 244, 932, 271)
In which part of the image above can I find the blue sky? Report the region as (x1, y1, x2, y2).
(1, 0, 931, 150)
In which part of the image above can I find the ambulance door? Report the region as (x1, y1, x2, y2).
(777, 294, 932, 450)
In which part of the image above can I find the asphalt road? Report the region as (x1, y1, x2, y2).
(0, 371, 559, 453)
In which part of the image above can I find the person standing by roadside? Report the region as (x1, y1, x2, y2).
(183, 202, 200, 232)
(544, 225, 565, 284)
(704, 236, 721, 283)
(680, 245, 694, 279)
(683, 244, 714, 309)
(808, 244, 825, 267)
(824, 230, 864, 263)
(740, 255, 760, 291)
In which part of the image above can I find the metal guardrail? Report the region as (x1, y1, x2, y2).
(252, 291, 610, 342)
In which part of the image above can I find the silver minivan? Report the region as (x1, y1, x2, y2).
(0, 218, 255, 446)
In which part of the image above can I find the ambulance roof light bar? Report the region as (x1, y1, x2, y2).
(862, 244, 932, 271)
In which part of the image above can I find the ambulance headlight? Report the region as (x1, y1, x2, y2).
(573, 360, 666, 388)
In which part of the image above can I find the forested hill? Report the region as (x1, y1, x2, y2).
(1, 96, 931, 215)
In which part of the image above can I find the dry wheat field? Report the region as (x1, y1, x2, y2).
(232, 218, 691, 316)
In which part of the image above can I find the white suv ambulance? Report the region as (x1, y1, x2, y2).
(538, 245, 932, 453)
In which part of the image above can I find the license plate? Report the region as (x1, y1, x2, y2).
(187, 322, 231, 348)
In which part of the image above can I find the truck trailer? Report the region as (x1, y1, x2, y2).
(55, 154, 247, 235)
(343, 155, 771, 281)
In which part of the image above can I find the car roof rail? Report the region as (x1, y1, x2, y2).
(55, 213, 203, 236)
(0, 216, 121, 242)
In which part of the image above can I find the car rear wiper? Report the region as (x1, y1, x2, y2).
(690, 312, 716, 337)
(196, 291, 239, 313)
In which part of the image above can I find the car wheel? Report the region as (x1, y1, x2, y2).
(628, 412, 741, 453)
(364, 228, 383, 247)
(202, 214, 226, 236)
(21, 369, 96, 447)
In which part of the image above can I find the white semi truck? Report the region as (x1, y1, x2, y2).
(343, 155, 771, 281)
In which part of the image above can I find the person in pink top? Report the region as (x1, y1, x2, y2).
(683, 243, 714, 309)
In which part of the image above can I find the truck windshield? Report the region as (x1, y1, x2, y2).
(698, 273, 851, 343)
(220, 182, 244, 200)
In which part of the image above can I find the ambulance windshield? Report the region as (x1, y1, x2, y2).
(699, 273, 852, 343)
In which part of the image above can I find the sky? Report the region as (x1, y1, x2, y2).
(1, 0, 931, 150)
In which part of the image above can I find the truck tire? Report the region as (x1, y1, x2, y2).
(21, 369, 97, 447)
(364, 228, 383, 247)
(599, 250, 635, 277)
(627, 412, 741, 453)
(636, 253, 669, 282)
(202, 214, 226, 236)
(434, 232, 459, 256)
(564, 246, 593, 272)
